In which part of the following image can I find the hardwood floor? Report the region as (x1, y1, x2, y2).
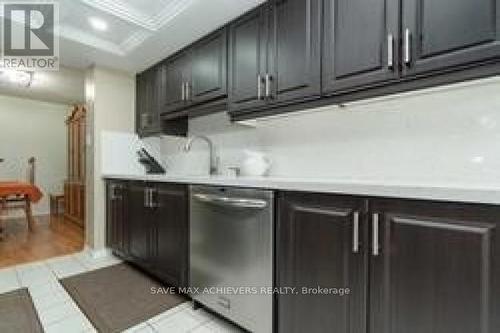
(0, 215, 84, 268)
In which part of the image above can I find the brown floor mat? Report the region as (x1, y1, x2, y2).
(0, 288, 44, 333)
(60, 263, 187, 333)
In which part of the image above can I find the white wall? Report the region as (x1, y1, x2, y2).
(85, 66, 135, 250)
(154, 76, 500, 186)
(0, 95, 68, 216)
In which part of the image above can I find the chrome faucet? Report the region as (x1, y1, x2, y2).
(183, 135, 218, 175)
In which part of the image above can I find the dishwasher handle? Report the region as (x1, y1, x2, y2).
(192, 193, 268, 209)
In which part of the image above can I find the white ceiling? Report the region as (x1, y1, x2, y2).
(0, 66, 85, 105)
(0, 0, 263, 104)
(55, 0, 265, 73)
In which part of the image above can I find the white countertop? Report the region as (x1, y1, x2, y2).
(102, 173, 500, 205)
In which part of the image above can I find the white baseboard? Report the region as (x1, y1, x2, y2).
(84, 245, 112, 259)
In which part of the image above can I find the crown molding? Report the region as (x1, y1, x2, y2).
(81, 0, 195, 31)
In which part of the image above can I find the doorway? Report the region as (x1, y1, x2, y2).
(0, 99, 86, 268)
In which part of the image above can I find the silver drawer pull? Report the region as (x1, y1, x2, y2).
(387, 34, 394, 69)
(144, 188, 149, 207)
(149, 189, 159, 208)
(404, 28, 412, 65)
(185, 82, 190, 101)
(257, 75, 263, 100)
(353, 211, 360, 253)
(372, 213, 380, 256)
(193, 193, 267, 209)
(265, 74, 272, 98)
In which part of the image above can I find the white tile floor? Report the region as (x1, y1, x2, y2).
(0, 250, 243, 333)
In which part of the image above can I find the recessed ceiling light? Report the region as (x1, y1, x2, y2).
(88, 17, 108, 31)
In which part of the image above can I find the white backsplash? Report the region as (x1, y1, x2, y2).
(101, 131, 163, 176)
(103, 76, 500, 187)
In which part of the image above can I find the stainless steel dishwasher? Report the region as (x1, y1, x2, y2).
(190, 185, 273, 333)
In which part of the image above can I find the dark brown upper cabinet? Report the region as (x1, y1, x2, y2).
(136, 65, 162, 137)
(137, 0, 500, 125)
(369, 199, 500, 333)
(277, 192, 368, 333)
(164, 51, 191, 113)
(322, 0, 400, 94)
(164, 28, 228, 113)
(190, 28, 228, 105)
(228, 6, 268, 112)
(229, 0, 321, 114)
(402, 0, 500, 76)
(268, 0, 321, 104)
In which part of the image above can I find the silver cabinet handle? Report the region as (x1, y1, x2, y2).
(265, 74, 272, 98)
(150, 189, 159, 208)
(257, 75, 262, 100)
(144, 188, 155, 208)
(181, 82, 185, 101)
(193, 193, 267, 209)
(387, 34, 394, 69)
(352, 211, 360, 253)
(404, 28, 411, 65)
(185, 82, 190, 101)
(372, 213, 380, 256)
(144, 188, 149, 207)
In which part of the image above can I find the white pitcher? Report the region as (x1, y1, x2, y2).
(241, 151, 271, 177)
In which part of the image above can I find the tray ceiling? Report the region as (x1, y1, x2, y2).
(1, 0, 265, 73)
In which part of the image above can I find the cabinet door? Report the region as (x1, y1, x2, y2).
(106, 181, 128, 256)
(402, 0, 500, 76)
(150, 65, 162, 132)
(322, 0, 400, 94)
(369, 199, 500, 333)
(137, 67, 161, 136)
(268, 0, 321, 104)
(164, 51, 191, 112)
(128, 183, 153, 266)
(136, 72, 149, 135)
(228, 5, 268, 112)
(190, 29, 228, 105)
(151, 184, 188, 288)
(277, 192, 368, 333)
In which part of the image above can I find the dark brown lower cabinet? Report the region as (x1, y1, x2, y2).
(150, 183, 189, 288)
(106, 181, 129, 258)
(278, 192, 500, 333)
(106, 180, 189, 289)
(128, 182, 154, 267)
(369, 199, 500, 333)
(277, 192, 368, 333)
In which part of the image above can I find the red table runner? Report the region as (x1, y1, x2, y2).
(0, 181, 43, 203)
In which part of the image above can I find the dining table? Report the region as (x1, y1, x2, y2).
(0, 181, 43, 237)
